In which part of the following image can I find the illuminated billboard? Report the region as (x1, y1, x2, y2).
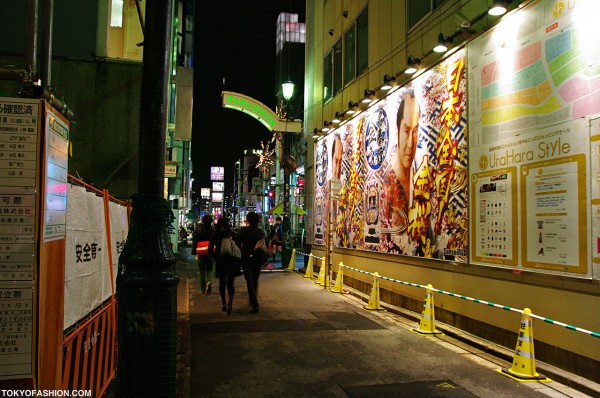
(314, 50, 468, 262)
(210, 166, 224, 181)
(212, 182, 224, 192)
(200, 188, 210, 199)
(212, 192, 223, 202)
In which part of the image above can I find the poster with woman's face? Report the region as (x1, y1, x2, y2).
(314, 49, 468, 261)
(313, 141, 328, 245)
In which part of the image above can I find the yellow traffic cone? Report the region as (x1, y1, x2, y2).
(331, 262, 345, 293)
(497, 308, 551, 382)
(286, 248, 296, 271)
(315, 257, 326, 286)
(303, 254, 314, 279)
(411, 284, 443, 336)
(363, 272, 383, 310)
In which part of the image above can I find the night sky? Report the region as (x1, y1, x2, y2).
(192, 0, 306, 193)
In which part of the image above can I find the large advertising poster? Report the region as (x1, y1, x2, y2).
(467, 0, 600, 277)
(314, 50, 468, 260)
(470, 119, 589, 275)
(468, 0, 600, 146)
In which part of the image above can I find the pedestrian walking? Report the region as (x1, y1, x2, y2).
(192, 214, 215, 294)
(235, 212, 269, 313)
(269, 216, 283, 261)
(209, 216, 241, 314)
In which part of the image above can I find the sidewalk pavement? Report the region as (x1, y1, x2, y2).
(174, 249, 600, 398)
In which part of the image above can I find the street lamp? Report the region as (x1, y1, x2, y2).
(280, 79, 295, 268)
(282, 79, 295, 102)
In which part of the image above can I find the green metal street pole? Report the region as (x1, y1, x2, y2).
(116, 0, 178, 397)
(280, 80, 295, 268)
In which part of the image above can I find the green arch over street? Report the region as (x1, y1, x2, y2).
(221, 91, 302, 133)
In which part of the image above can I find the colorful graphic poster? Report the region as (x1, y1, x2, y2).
(470, 118, 590, 276)
(468, 0, 600, 146)
(43, 110, 69, 241)
(313, 140, 329, 246)
(314, 50, 468, 260)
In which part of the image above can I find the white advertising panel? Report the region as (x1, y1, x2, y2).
(470, 118, 589, 276)
(212, 181, 224, 192)
(467, 0, 599, 277)
(468, 0, 600, 146)
(43, 110, 69, 241)
(210, 166, 224, 181)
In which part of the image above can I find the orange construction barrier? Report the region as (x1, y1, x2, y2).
(62, 303, 116, 396)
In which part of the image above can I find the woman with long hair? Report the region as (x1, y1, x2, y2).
(209, 217, 240, 314)
(235, 212, 267, 313)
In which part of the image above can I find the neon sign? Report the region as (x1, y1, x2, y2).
(222, 92, 277, 131)
(221, 91, 302, 133)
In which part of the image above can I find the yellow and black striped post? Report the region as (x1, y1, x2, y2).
(363, 272, 383, 310)
(331, 262, 345, 293)
(315, 257, 326, 286)
(497, 308, 551, 382)
(286, 248, 296, 271)
(411, 284, 442, 335)
(303, 253, 314, 279)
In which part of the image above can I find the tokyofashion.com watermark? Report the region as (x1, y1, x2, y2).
(0, 391, 92, 397)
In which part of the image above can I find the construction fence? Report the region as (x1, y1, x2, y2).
(61, 175, 130, 397)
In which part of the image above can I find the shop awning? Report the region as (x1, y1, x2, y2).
(266, 202, 306, 215)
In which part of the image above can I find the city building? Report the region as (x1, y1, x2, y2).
(274, 12, 307, 257)
(0, 1, 195, 393)
(0, 0, 195, 251)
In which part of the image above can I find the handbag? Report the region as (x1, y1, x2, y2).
(221, 236, 241, 259)
(253, 238, 270, 263)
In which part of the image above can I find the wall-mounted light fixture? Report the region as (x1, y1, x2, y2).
(346, 101, 359, 115)
(328, 29, 334, 36)
(405, 56, 421, 74)
(332, 111, 344, 124)
(362, 89, 376, 104)
(381, 74, 396, 91)
(312, 128, 323, 139)
(489, 0, 511, 16)
(322, 121, 333, 132)
(433, 33, 449, 53)
(342, 10, 348, 18)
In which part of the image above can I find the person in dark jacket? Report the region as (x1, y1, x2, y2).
(191, 214, 215, 294)
(235, 211, 267, 313)
(209, 216, 240, 315)
(269, 216, 283, 261)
